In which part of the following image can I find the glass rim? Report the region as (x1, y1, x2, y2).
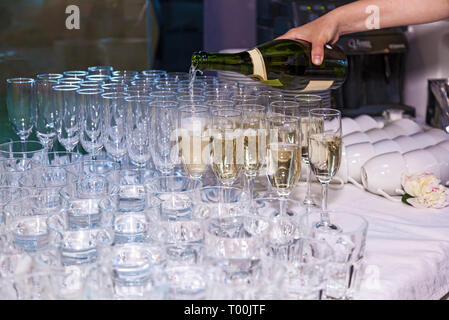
(102, 92, 130, 99)
(309, 108, 341, 117)
(148, 100, 179, 108)
(267, 114, 300, 122)
(125, 95, 152, 102)
(36, 79, 58, 84)
(178, 105, 209, 112)
(102, 83, 127, 88)
(63, 70, 88, 76)
(112, 70, 139, 76)
(211, 108, 242, 117)
(88, 65, 113, 71)
(210, 99, 234, 105)
(36, 73, 63, 80)
(52, 84, 80, 91)
(0, 140, 45, 155)
(86, 75, 111, 80)
(270, 101, 300, 108)
(294, 94, 323, 102)
(177, 95, 205, 101)
(238, 103, 266, 111)
(6, 78, 35, 84)
(76, 88, 104, 95)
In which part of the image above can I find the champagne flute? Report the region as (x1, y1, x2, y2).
(308, 108, 342, 230)
(35, 78, 59, 149)
(210, 109, 243, 201)
(6, 78, 36, 143)
(178, 105, 211, 184)
(238, 104, 267, 201)
(295, 94, 323, 208)
(53, 84, 81, 152)
(266, 115, 301, 215)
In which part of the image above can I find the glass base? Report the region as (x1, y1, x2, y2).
(315, 221, 341, 232)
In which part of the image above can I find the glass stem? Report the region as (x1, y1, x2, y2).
(280, 196, 287, 216)
(306, 164, 312, 197)
(320, 182, 330, 226)
(247, 175, 255, 202)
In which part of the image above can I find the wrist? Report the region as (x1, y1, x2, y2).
(327, 6, 345, 37)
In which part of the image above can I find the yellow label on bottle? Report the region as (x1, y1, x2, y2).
(301, 80, 334, 92)
(247, 48, 268, 81)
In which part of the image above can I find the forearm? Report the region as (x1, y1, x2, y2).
(333, 0, 449, 36)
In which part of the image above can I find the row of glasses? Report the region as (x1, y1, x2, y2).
(0, 138, 366, 299)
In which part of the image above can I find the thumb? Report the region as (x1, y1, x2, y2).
(311, 40, 325, 65)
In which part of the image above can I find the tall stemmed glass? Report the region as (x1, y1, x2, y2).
(102, 92, 130, 166)
(148, 100, 179, 175)
(77, 88, 105, 158)
(177, 105, 210, 186)
(295, 94, 323, 208)
(6, 78, 36, 143)
(238, 104, 267, 201)
(266, 115, 302, 215)
(210, 109, 243, 195)
(125, 96, 153, 168)
(53, 84, 81, 152)
(308, 108, 342, 230)
(35, 79, 58, 149)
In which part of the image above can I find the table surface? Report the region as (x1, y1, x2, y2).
(289, 181, 449, 300)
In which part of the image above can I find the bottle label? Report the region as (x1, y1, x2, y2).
(301, 80, 334, 92)
(247, 48, 268, 81)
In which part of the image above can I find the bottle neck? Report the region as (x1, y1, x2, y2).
(192, 51, 253, 75)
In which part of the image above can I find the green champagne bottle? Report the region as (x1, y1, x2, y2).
(191, 39, 348, 91)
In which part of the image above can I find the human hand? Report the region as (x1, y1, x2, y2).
(276, 13, 341, 65)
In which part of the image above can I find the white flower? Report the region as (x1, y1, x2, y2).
(401, 173, 449, 209)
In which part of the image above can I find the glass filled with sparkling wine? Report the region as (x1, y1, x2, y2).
(238, 104, 267, 201)
(266, 115, 301, 215)
(177, 105, 211, 183)
(210, 109, 243, 187)
(308, 108, 342, 230)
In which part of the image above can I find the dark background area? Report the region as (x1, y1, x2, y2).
(0, 0, 204, 140)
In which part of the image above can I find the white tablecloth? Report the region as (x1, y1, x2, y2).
(290, 182, 449, 300)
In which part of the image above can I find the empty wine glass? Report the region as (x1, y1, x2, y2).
(308, 108, 342, 230)
(78, 88, 105, 158)
(36, 79, 58, 149)
(210, 109, 243, 190)
(238, 104, 267, 201)
(102, 92, 129, 165)
(257, 90, 284, 110)
(295, 94, 323, 208)
(53, 85, 81, 152)
(177, 105, 210, 183)
(126, 96, 153, 168)
(149, 100, 179, 175)
(6, 78, 36, 142)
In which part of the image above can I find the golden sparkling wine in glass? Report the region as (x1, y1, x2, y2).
(267, 142, 302, 197)
(309, 133, 342, 182)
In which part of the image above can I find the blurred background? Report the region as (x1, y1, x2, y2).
(1, 0, 448, 139)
